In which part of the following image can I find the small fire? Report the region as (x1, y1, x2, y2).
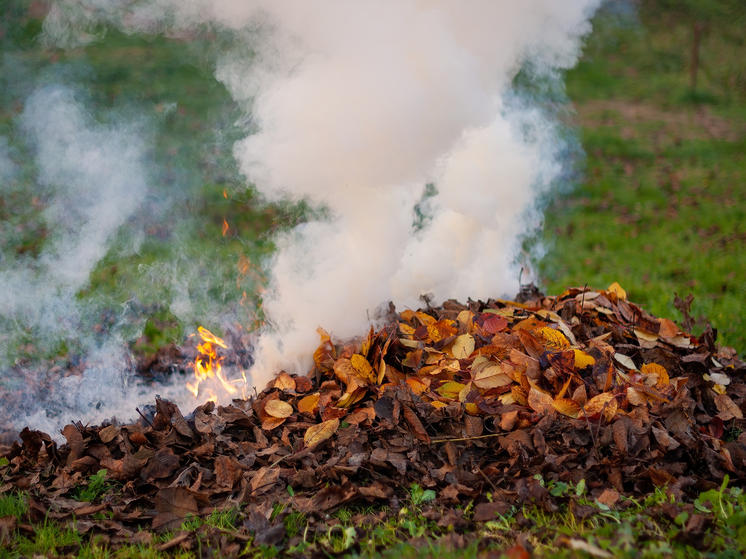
(222, 218, 229, 236)
(186, 326, 248, 402)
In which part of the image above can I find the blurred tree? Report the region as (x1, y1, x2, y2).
(642, 0, 746, 93)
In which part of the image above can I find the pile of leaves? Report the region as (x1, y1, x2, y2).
(1, 284, 745, 556)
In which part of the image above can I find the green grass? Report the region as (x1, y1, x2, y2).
(0, 480, 745, 557)
(541, 0, 746, 353)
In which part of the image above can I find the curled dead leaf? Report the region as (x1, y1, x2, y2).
(304, 418, 340, 448)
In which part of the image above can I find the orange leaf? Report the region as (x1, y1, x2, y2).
(264, 400, 293, 419)
(297, 393, 320, 415)
(553, 398, 580, 418)
(581, 392, 617, 421)
(313, 328, 335, 372)
(406, 376, 429, 395)
(640, 362, 669, 387)
(304, 418, 339, 447)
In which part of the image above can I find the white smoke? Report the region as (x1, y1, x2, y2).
(43, 1, 599, 391)
(0, 85, 147, 346)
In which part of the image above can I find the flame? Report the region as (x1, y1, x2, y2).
(186, 326, 248, 401)
(222, 218, 229, 236)
(222, 188, 228, 199)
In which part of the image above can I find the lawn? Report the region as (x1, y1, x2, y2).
(540, 1, 746, 353)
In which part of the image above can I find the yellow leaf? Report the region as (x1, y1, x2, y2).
(336, 388, 366, 409)
(458, 381, 472, 403)
(573, 349, 596, 369)
(607, 282, 627, 300)
(351, 353, 375, 383)
(264, 399, 293, 418)
(640, 363, 669, 387)
(451, 334, 475, 359)
(399, 322, 415, 336)
(436, 381, 467, 400)
(430, 401, 447, 409)
(304, 418, 339, 447)
(528, 387, 554, 414)
(465, 402, 480, 415)
(582, 392, 618, 421)
(539, 327, 569, 350)
(553, 398, 581, 418)
(297, 393, 320, 415)
(456, 310, 474, 329)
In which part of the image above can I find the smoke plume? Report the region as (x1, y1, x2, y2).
(43, 1, 600, 391)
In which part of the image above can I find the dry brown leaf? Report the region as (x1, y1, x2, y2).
(273, 372, 296, 391)
(304, 418, 340, 447)
(714, 393, 743, 421)
(264, 400, 293, 419)
(528, 387, 554, 414)
(473, 364, 513, 389)
(451, 334, 475, 359)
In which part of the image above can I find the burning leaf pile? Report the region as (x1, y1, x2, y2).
(1, 284, 745, 555)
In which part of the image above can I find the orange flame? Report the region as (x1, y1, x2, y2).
(222, 218, 229, 236)
(186, 326, 248, 401)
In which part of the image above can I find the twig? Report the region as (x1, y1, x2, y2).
(430, 433, 503, 444)
(476, 466, 499, 494)
(135, 407, 153, 427)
